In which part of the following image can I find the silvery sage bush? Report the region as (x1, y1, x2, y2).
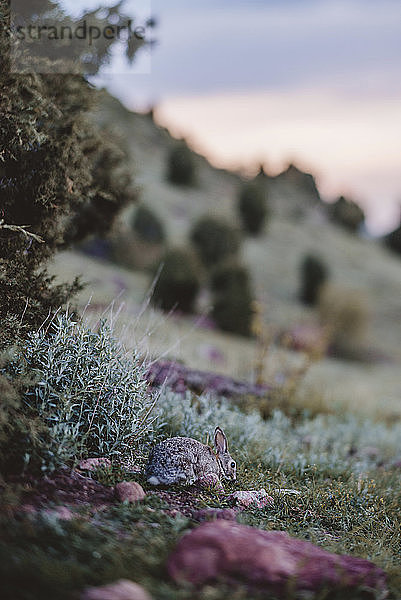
(9, 313, 157, 472)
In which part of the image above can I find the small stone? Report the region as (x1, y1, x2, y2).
(115, 481, 146, 503)
(192, 508, 237, 522)
(80, 579, 152, 600)
(167, 521, 387, 596)
(226, 488, 273, 509)
(78, 458, 112, 471)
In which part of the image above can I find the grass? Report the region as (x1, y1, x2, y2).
(1, 386, 400, 599)
(3, 85, 401, 600)
(48, 250, 401, 424)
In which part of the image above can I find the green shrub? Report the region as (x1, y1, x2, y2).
(384, 223, 401, 256)
(0, 360, 48, 476)
(190, 217, 241, 268)
(329, 196, 365, 233)
(152, 248, 201, 313)
(299, 254, 329, 306)
(132, 205, 165, 244)
(210, 262, 254, 337)
(318, 284, 369, 358)
(1, 314, 157, 473)
(0, 1, 143, 349)
(238, 180, 268, 235)
(166, 143, 196, 186)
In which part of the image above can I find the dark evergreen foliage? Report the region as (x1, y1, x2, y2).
(152, 248, 201, 313)
(190, 216, 241, 268)
(384, 222, 401, 256)
(238, 179, 268, 235)
(0, 0, 143, 348)
(211, 262, 254, 337)
(166, 143, 196, 186)
(132, 205, 165, 244)
(299, 253, 329, 306)
(329, 196, 365, 233)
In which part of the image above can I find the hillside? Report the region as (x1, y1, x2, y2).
(50, 89, 401, 420)
(5, 92, 401, 600)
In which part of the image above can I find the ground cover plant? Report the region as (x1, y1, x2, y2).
(0, 313, 158, 475)
(1, 371, 400, 599)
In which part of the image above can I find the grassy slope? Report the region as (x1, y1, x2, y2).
(2, 391, 401, 600)
(49, 90, 401, 420)
(4, 92, 401, 600)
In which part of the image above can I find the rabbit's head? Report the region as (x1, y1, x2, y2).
(214, 426, 236, 481)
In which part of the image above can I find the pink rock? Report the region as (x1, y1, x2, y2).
(226, 489, 273, 509)
(80, 579, 152, 600)
(167, 521, 387, 596)
(115, 481, 146, 503)
(78, 457, 112, 471)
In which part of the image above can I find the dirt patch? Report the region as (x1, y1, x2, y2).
(150, 488, 207, 518)
(4, 470, 238, 522)
(7, 469, 115, 513)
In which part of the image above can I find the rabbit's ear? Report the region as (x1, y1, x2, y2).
(214, 426, 228, 454)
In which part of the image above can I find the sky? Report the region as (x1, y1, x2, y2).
(60, 0, 401, 234)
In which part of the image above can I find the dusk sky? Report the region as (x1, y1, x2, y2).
(62, 0, 401, 234)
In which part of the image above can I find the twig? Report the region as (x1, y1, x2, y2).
(0, 219, 44, 243)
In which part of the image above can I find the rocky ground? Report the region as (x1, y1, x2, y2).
(2, 462, 389, 600)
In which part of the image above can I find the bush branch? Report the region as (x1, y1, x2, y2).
(0, 219, 44, 243)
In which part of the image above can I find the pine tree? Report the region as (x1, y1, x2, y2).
(0, 0, 146, 347)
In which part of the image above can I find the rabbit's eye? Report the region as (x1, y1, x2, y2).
(231, 462, 236, 468)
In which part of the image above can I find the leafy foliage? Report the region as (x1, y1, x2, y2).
(0, 0, 141, 348)
(152, 248, 201, 313)
(329, 196, 365, 233)
(2, 313, 157, 473)
(238, 179, 268, 235)
(190, 216, 241, 268)
(210, 261, 254, 336)
(132, 205, 166, 244)
(166, 143, 196, 186)
(0, 356, 48, 476)
(384, 222, 401, 257)
(299, 254, 329, 306)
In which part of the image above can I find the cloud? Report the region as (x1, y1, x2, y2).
(141, 0, 401, 95)
(98, 0, 401, 108)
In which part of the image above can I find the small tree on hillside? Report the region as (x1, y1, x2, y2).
(210, 261, 254, 337)
(190, 216, 241, 268)
(152, 248, 201, 313)
(384, 219, 401, 256)
(167, 143, 196, 186)
(299, 254, 329, 306)
(329, 196, 365, 233)
(238, 179, 269, 235)
(132, 205, 166, 244)
(0, 0, 146, 348)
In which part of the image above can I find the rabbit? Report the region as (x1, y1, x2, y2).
(145, 426, 236, 487)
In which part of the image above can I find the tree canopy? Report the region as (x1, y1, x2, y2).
(0, 0, 147, 347)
